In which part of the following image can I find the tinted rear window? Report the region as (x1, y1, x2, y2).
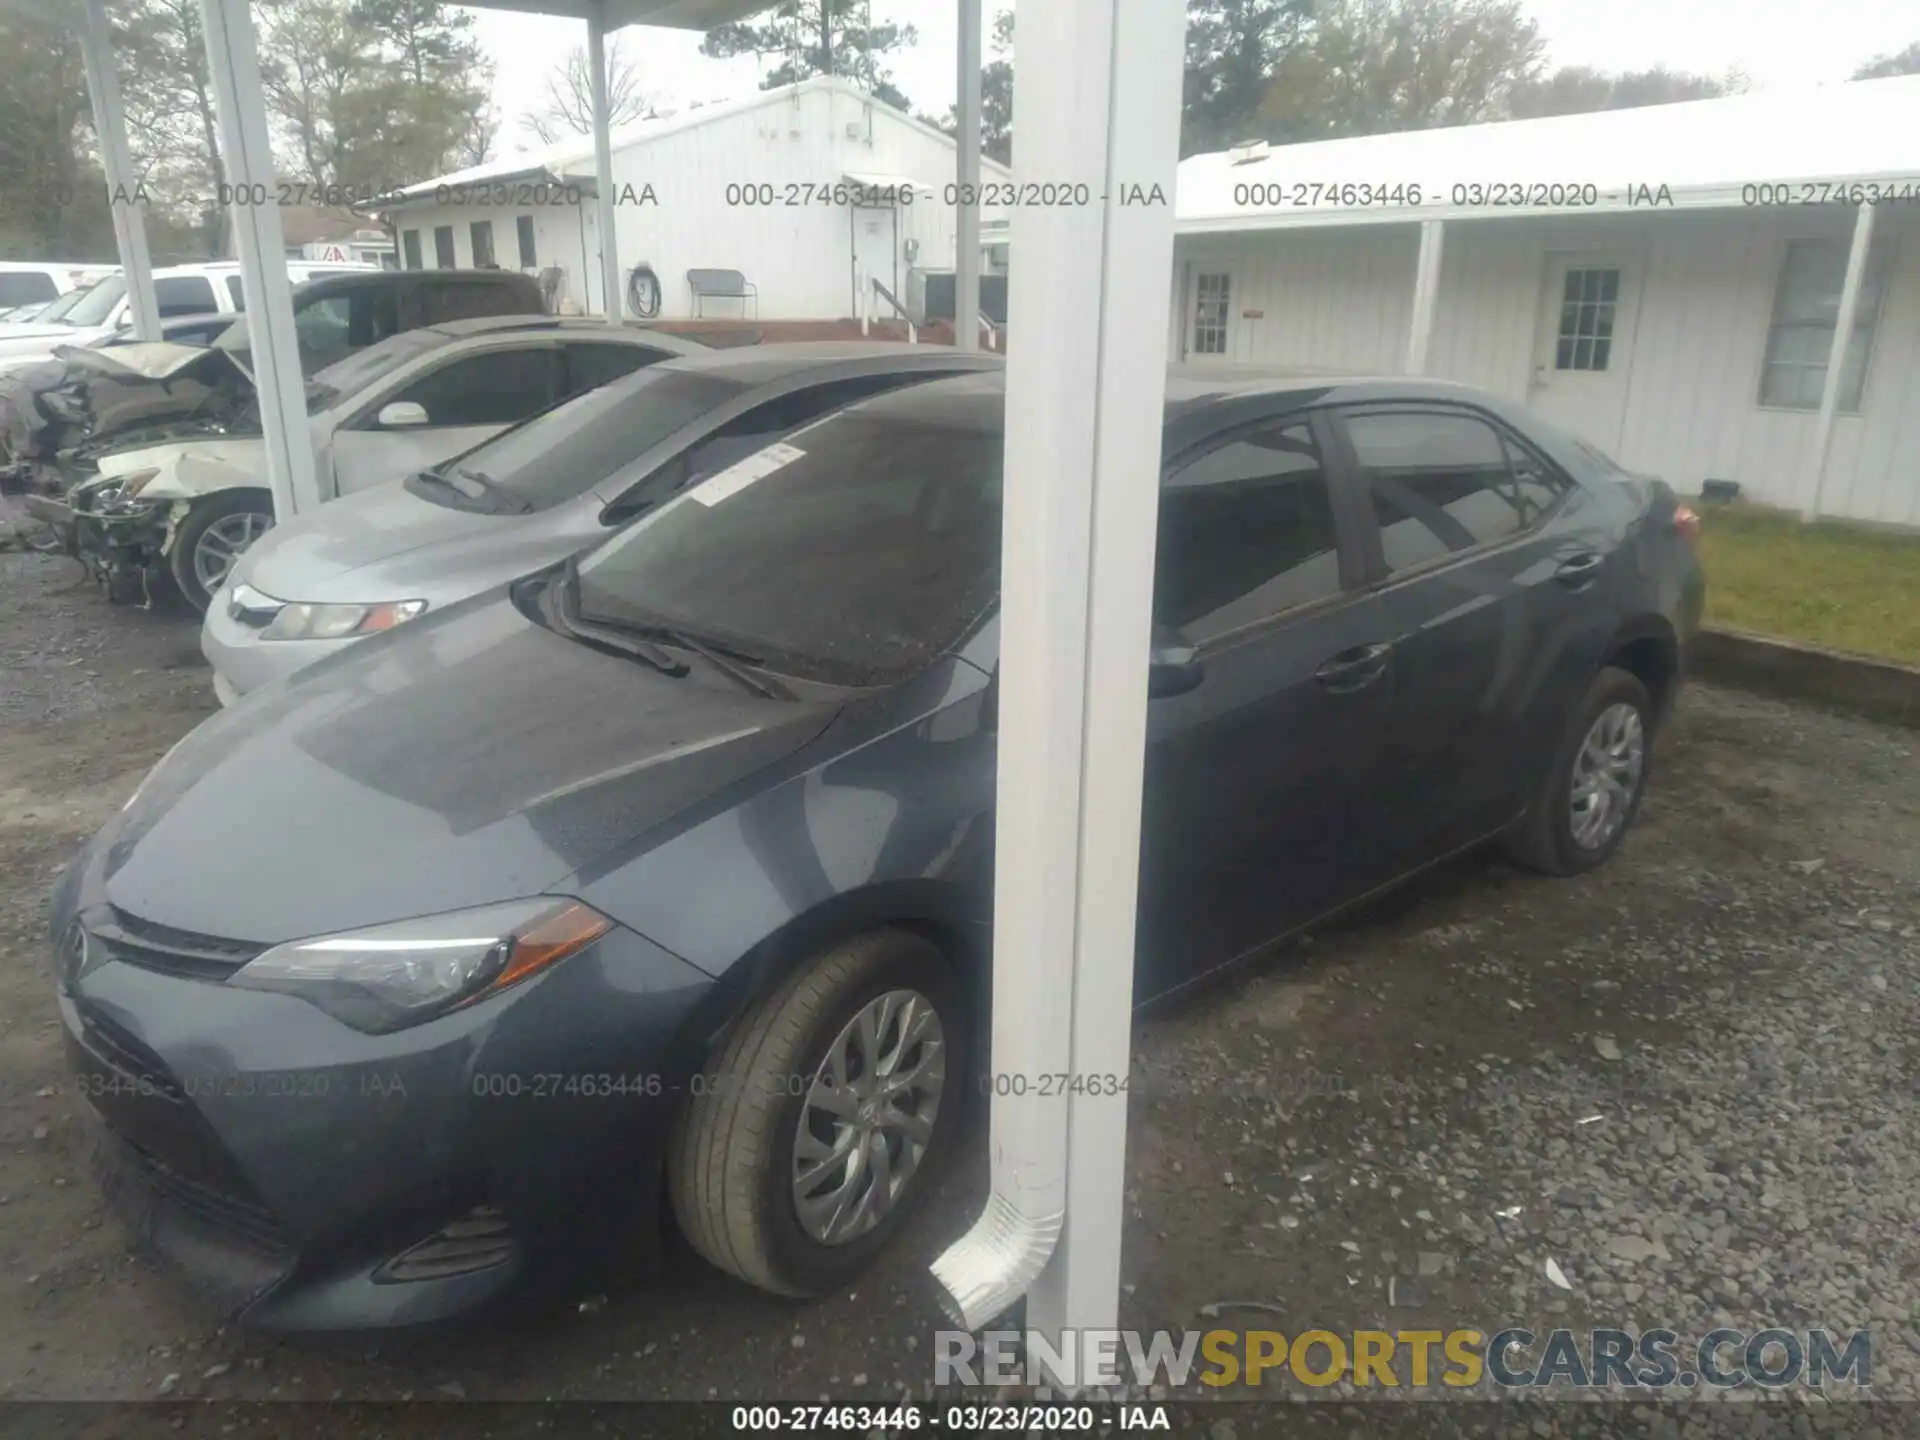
(574, 408, 1004, 687)
(465, 368, 743, 510)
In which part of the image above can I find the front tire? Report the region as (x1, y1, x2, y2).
(668, 929, 964, 1297)
(1503, 665, 1654, 876)
(168, 491, 275, 613)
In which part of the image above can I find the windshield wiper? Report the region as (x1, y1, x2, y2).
(562, 580, 790, 699)
(544, 558, 689, 678)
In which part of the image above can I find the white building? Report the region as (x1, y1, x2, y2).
(1168, 76, 1920, 525)
(380, 76, 1010, 325)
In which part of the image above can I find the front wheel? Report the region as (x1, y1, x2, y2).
(668, 929, 965, 1297)
(169, 491, 275, 613)
(1503, 666, 1654, 876)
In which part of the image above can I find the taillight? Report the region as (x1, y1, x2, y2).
(1672, 504, 1700, 543)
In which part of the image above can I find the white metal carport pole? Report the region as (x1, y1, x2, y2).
(587, 6, 623, 326)
(198, 0, 321, 517)
(1803, 201, 1875, 521)
(930, 0, 1186, 1393)
(78, 0, 160, 341)
(1404, 218, 1444, 375)
(953, 0, 982, 350)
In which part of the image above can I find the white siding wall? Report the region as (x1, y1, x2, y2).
(392, 202, 589, 307)
(1172, 207, 1920, 525)
(391, 84, 1010, 327)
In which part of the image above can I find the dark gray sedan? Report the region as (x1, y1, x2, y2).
(52, 370, 1703, 1329)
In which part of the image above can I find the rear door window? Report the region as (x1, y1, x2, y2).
(1155, 421, 1345, 644)
(1341, 409, 1566, 576)
(380, 345, 562, 427)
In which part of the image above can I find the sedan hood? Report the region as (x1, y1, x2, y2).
(102, 593, 839, 944)
(237, 481, 507, 599)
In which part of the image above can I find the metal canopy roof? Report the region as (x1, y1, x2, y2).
(1178, 74, 1920, 233)
(453, 0, 767, 30)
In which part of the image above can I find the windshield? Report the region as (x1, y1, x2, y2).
(571, 405, 1004, 688)
(302, 327, 451, 408)
(59, 275, 127, 327)
(452, 368, 743, 511)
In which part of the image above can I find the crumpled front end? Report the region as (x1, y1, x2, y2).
(57, 469, 183, 606)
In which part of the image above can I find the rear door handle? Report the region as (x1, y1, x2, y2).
(1314, 641, 1392, 692)
(1554, 552, 1604, 589)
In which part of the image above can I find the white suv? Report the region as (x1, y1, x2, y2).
(0, 261, 120, 320)
(0, 260, 377, 365)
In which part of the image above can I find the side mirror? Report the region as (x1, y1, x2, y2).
(1148, 627, 1204, 699)
(377, 400, 429, 428)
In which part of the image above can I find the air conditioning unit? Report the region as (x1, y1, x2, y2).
(1229, 139, 1271, 166)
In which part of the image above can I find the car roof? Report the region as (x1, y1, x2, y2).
(649, 340, 1004, 386)
(423, 314, 685, 342)
(836, 366, 1525, 443)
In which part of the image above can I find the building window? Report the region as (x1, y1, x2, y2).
(516, 215, 537, 268)
(433, 225, 456, 269)
(1191, 272, 1230, 355)
(402, 229, 423, 270)
(470, 220, 495, 268)
(1759, 237, 1890, 412)
(1554, 268, 1619, 371)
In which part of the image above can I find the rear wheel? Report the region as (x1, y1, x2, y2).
(668, 929, 963, 1297)
(1503, 666, 1653, 876)
(169, 491, 274, 613)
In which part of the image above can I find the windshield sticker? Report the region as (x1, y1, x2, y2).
(688, 442, 805, 507)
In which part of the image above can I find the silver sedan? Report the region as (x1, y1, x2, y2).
(201, 342, 1003, 704)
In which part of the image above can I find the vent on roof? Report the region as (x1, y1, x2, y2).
(1228, 139, 1271, 166)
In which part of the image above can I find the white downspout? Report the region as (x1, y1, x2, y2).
(1804, 202, 1874, 522)
(930, 0, 1185, 1366)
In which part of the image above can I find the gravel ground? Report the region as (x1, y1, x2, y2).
(0, 524, 1916, 1434)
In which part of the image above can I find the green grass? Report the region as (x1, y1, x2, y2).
(1695, 501, 1920, 666)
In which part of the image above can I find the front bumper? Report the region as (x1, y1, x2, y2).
(51, 841, 717, 1329)
(200, 585, 361, 703)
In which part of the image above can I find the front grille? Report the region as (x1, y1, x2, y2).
(93, 907, 263, 982)
(118, 1137, 293, 1255)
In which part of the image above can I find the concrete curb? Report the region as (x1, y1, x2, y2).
(1693, 627, 1920, 729)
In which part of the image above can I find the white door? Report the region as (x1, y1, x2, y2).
(1181, 265, 1235, 362)
(851, 206, 896, 314)
(1528, 253, 1640, 455)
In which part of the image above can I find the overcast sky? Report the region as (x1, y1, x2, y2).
(466, 0, 1917, 160)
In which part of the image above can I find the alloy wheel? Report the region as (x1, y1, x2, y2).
(193, 510, 273, 596)
(1569, 701, 1645, 852)
(791, 988, 946, 1246)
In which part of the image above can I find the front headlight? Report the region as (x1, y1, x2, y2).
(260, 598, 427, 641)
(117, 466, 162, 497)
(229, 898, 613, 1032)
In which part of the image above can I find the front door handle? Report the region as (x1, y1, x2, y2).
(1554, 552, 1604, 589)
(1314, 641, 1392, 692)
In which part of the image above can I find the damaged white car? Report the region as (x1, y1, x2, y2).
(41, 318, 707, 610)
